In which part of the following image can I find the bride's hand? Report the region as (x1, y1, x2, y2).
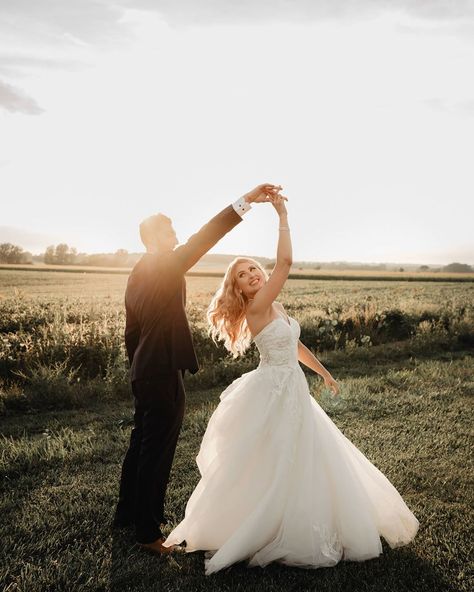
(243, 184, 282, 203)
(271, 193, 288, 216)
(323, 374, 340, 396)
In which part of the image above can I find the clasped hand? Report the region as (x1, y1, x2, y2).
(243, 183, 288, 204)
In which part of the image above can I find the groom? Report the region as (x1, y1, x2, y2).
(114, 183, 281, 554)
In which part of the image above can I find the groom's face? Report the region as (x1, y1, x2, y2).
(160, 220, 178, 250)
(140, 213, 178, 252)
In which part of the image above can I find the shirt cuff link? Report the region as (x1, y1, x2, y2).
(232, 196, 252, 217)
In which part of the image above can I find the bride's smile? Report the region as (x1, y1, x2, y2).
(234, 261, 267, 297)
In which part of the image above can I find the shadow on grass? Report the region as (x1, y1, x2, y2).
(109, 526, 456, 592)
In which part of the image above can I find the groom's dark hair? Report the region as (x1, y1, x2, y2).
(139, 213, 172, 249)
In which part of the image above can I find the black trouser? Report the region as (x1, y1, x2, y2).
(115, 371, 185, 544)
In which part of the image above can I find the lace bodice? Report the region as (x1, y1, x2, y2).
(253, 316, 301, 368)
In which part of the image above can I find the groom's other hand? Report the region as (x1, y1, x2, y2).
(243, 184, 283, 204)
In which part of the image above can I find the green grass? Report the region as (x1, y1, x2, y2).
(0, 351, 472, 591)
(1, 271, 472, 414)
(0, 269, 473, 590)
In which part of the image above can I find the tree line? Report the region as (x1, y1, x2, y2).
(0, 242, 472, 272)
(43, 244, 131, 267)
(0, 243, 132, 267)
(0, 243, 32, 264)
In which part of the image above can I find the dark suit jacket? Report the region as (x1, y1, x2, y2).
(125, 204, 242, 381)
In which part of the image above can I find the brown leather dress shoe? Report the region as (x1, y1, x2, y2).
(138, 537, 181, 555)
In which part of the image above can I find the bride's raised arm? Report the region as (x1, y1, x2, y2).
(248, 194, 292, 314)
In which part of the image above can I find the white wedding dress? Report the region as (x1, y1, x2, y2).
(164, 315, 419, 575)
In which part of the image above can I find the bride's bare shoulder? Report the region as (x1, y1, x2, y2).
(245, 302, 273, 332)
(246, 300, 271, 319)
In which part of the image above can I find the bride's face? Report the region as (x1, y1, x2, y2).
(234, 261, 266, 298)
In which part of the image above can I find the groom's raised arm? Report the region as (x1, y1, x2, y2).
(172, 196, 252, 273)
(172, 183, 281, 272)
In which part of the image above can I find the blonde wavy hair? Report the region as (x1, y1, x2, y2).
(207, 257, 269, 358)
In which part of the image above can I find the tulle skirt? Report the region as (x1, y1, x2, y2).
(164, 364, 419, 575)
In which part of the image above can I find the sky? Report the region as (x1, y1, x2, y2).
(1, 0, 473, 265)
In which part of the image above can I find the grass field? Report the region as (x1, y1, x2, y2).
(2, 262, 474, 282)
(0, 269, 473, 591)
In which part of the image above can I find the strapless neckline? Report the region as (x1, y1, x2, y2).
(253, 316, 293, 341)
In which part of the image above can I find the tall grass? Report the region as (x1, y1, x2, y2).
(0, 274, 472, 413)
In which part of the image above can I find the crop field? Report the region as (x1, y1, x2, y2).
(0, 268, 472, 404)
(0, 268, 473, 591)
(2, 262, 474, 282)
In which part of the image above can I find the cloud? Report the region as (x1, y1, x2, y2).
(0, 79, 43, 114)
(0, 1, 129, 102)
(1, 1, 472, 114)
(1, 1, 473, 47)
(457, 99, 474, 116)
(395, 18, 474, 42)
(424, 98, 474, 117)
(0, 0, 127, 47)
(125, 0, 474, 25)
(0, 54, 85, 77)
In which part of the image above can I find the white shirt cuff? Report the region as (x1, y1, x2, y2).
(232, 196, 252, 217)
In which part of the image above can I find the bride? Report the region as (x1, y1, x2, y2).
(163, 191, 419, 574)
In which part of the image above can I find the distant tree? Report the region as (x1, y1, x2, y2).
(44, 245, 56, 264)
(399, 267, 404, 272)
(43, 244, 77, 265)
(113, 249, 129, 267)
(442, 262, 473, 273)
(419, 265, 429, 272)
(66, 247, 77, 265)
(84, 253, 112, 267)
(55, 243, 70, 265)
(74, 252, 88, 265)
(0, 243, 27, 264)
(23, 251, 33, 264)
